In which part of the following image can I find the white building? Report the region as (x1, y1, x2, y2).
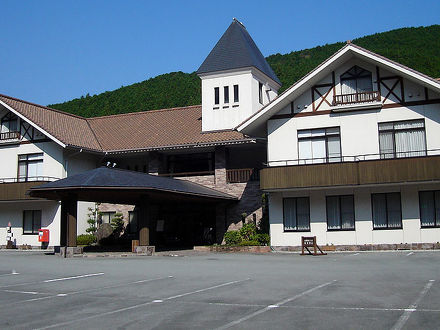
(238, 43, 440, 249)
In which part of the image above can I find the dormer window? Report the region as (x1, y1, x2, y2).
(333, 66, 379, 106)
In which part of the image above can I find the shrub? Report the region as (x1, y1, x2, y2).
(255, 233, 270, 246)
(239, 222, 257, 241)
(111, 212, 124, 236)
(77, 234, 96, 246)
(224, 231, 242, 245)
(238, 240, 260, 246)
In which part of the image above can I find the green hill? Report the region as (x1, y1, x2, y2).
(49, 25, 440, 117)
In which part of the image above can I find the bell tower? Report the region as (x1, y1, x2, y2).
(197, 19, 281, 132)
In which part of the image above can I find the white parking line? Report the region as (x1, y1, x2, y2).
(0, 275, 173, 307)
(216, 280, 336, 330)
(43, 273, 104, 283)
(2, 289, 39, 295)
(35, 278, 250, 330)
(0, 271, 20, 277)
(391, 280, 435, 330)
(349, 253, 360, 256)
(406, 252, 414, 256)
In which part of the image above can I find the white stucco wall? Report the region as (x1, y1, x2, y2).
(200, 68, 279, 131)
(269, 183, 440, 247)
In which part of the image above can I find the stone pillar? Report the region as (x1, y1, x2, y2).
(215, 146, 227, 187)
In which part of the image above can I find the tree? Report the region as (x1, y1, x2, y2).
(85, 204, 99, 235)
(110, 212, 124, 236)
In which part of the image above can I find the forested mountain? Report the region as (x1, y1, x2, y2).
(49, 25, 440, 117)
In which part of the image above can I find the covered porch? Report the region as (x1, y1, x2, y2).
(28, 167, 237, 255)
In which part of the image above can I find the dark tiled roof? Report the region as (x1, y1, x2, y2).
(197, 19, 281, 85)
(0, 95, 253, 153)
(30, 167, 237, 200)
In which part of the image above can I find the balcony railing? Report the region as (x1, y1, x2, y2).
(0, 176, 60, 184)
(226, 168, 260, 183)
(333, 91, 380, 106)
(261, 150, 440, 190)
(0, 131, 20, 141)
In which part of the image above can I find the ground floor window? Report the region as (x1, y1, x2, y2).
(419, 191, 440, 227)
(23, 210, 41, 234)
(371, 193, 402, 229)
(326, 195, 355, 230)
(99, 211, 115, 225)
(283, 197, 310, 231)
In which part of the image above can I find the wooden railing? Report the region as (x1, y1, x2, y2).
(0, 131, 20, 140)
(333, 91, 380, 105)
(226, 168, 260, 183)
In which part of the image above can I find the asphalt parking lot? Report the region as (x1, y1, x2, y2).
(0, 250, 439, 330)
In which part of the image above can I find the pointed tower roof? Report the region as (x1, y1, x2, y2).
(197, 19, 281, 85)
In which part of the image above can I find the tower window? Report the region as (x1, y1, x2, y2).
(214, 87, 219, 105)
(259, 82, 263, 104)
(224, 86, 229, 103)
(233, 85, 239, 103)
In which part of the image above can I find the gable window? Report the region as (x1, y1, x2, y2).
(379, 119, 426, 159)
(259, 82, 263, 104)
(283, 197, 310, 231)
(23, 210, 41, 234)
(419, 191, 440, 227)
(18, 153, 43, 182)
(341, 65, 373, 95)
(214, 87, 220, 105)
(327, 195, 355, 230)
(372, 193, 402, 229)
(224, 86, 229, 104)
(1, 112, 19, 140)
(233, 85, 239, 103)
(298, 127, 341, 164)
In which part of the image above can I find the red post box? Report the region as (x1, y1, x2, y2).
(38, 229, 49, 243)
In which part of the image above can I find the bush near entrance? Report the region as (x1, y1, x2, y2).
(77, 234, 97, 246)
(224, 223, 270, 246)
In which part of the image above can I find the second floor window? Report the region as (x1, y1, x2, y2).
(298, 127, 341, 164)
(341, 65, 373, 95)
(379, 119, 426, 159)
(18, 153, 43, 182)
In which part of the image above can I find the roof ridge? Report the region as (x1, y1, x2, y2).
(85, 119, 103, 151)
(87, 104, 201, 120)
(0, 93, 87, 120)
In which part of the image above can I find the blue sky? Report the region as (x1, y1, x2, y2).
(1, 0, 439, 106)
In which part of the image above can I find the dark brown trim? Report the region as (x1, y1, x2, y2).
(295, 110, 332, 118)
(332, 71, 336, 97)
(290, 101, 294, 114)
(425, 87, 429, 100)
(400, 78, 405, 103)
(382, 98, 440, 109)
(376, 66, 381, 95)
(311, 88, 315, 112)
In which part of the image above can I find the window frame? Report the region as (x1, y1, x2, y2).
(224, 86, 229, 104)
(17, 153, 43, 182)
(297, 126, 342, 164)
(99, 211, 116, 225)
(214, 87, 220, 105)
(419, 190, 440, 228)
(378, 119, 427, 159)
(1, 112, 19, 133)
(283, 197, 311, 232)
(371, 192, 402, 230)
(326, 195, 355, 231)
(233, 85, 239, 103)
(22, 210, 42, 235)
(259, 82, 263, 104)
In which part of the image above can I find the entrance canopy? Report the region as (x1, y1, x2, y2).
(28, 166, 237, 204)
